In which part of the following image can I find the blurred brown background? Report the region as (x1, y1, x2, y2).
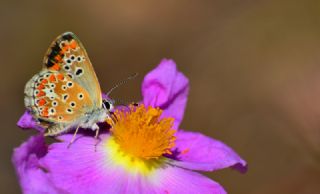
(1, 0, 320, 193)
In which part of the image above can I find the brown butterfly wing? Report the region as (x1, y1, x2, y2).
(24, 32, 103, 135)
(43, 32, 102, 107)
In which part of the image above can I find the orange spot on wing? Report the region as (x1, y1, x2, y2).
(37, 84, 45, 90)
(49, 74, 57, 82)
(42, 107, 49, 117)
(60, 46, 69, 54)
(65, 45, 70, 50)
(51, 63, 60, 71)
(41, 79, 48, 84)
(37, 91, 45, 97)
(70, 40, 77, 49)
(54, 55, 62, 62)
(57, 74, 64, 81)
(38, 99, 46, 106)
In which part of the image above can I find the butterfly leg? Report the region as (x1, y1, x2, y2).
(94, 126, 103, 151)
(67, 125, 80, 148)
(94, 127, 99, 139)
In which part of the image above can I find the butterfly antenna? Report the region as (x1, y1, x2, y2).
(106, 73, 138, 97)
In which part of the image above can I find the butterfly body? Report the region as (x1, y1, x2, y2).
(24, 32, 111, 136)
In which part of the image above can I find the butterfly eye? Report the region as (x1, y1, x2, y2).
(103, 100, 114, 111)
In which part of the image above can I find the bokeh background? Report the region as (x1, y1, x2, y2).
(1, 0, 320, 193)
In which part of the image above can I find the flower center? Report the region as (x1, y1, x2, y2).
(110, 104, 176, 160)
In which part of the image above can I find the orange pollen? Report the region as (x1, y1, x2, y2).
(110, 104, 176, 160)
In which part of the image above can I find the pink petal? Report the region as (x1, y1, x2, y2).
(17, 111, 44, 132)
(40, 134, 119, 193)
(40, 134, 227, 194)
(151, 165, 227, 194)
(12, 135, 63, 193)
(41, 134, 149, 194)
(171, 130, 247, 173)
(142, 59, 189, 129)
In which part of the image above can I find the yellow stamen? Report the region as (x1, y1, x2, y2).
(109, 104, 176, 160)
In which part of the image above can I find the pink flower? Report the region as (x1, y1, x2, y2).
(13, 59, 247, 194)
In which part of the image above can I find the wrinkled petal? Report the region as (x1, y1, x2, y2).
(12, 135, 64, 194)
(170, 130, 247, 173)
(142, 59, 189, 129)
(17, 111, 44, 132)
(151, 165, 227, 194)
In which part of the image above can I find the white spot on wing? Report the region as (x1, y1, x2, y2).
(66, 81, 74, 88)
(49, 108, 56, 115)
(52, 101, 58, 107)
(77, 93, 84, 100)
(66, 108, 73, 114)
(61, 85, 67, 91)
(62, 94, 69, 102)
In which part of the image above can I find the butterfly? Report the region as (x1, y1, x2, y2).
(24, 32, 114, 141)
